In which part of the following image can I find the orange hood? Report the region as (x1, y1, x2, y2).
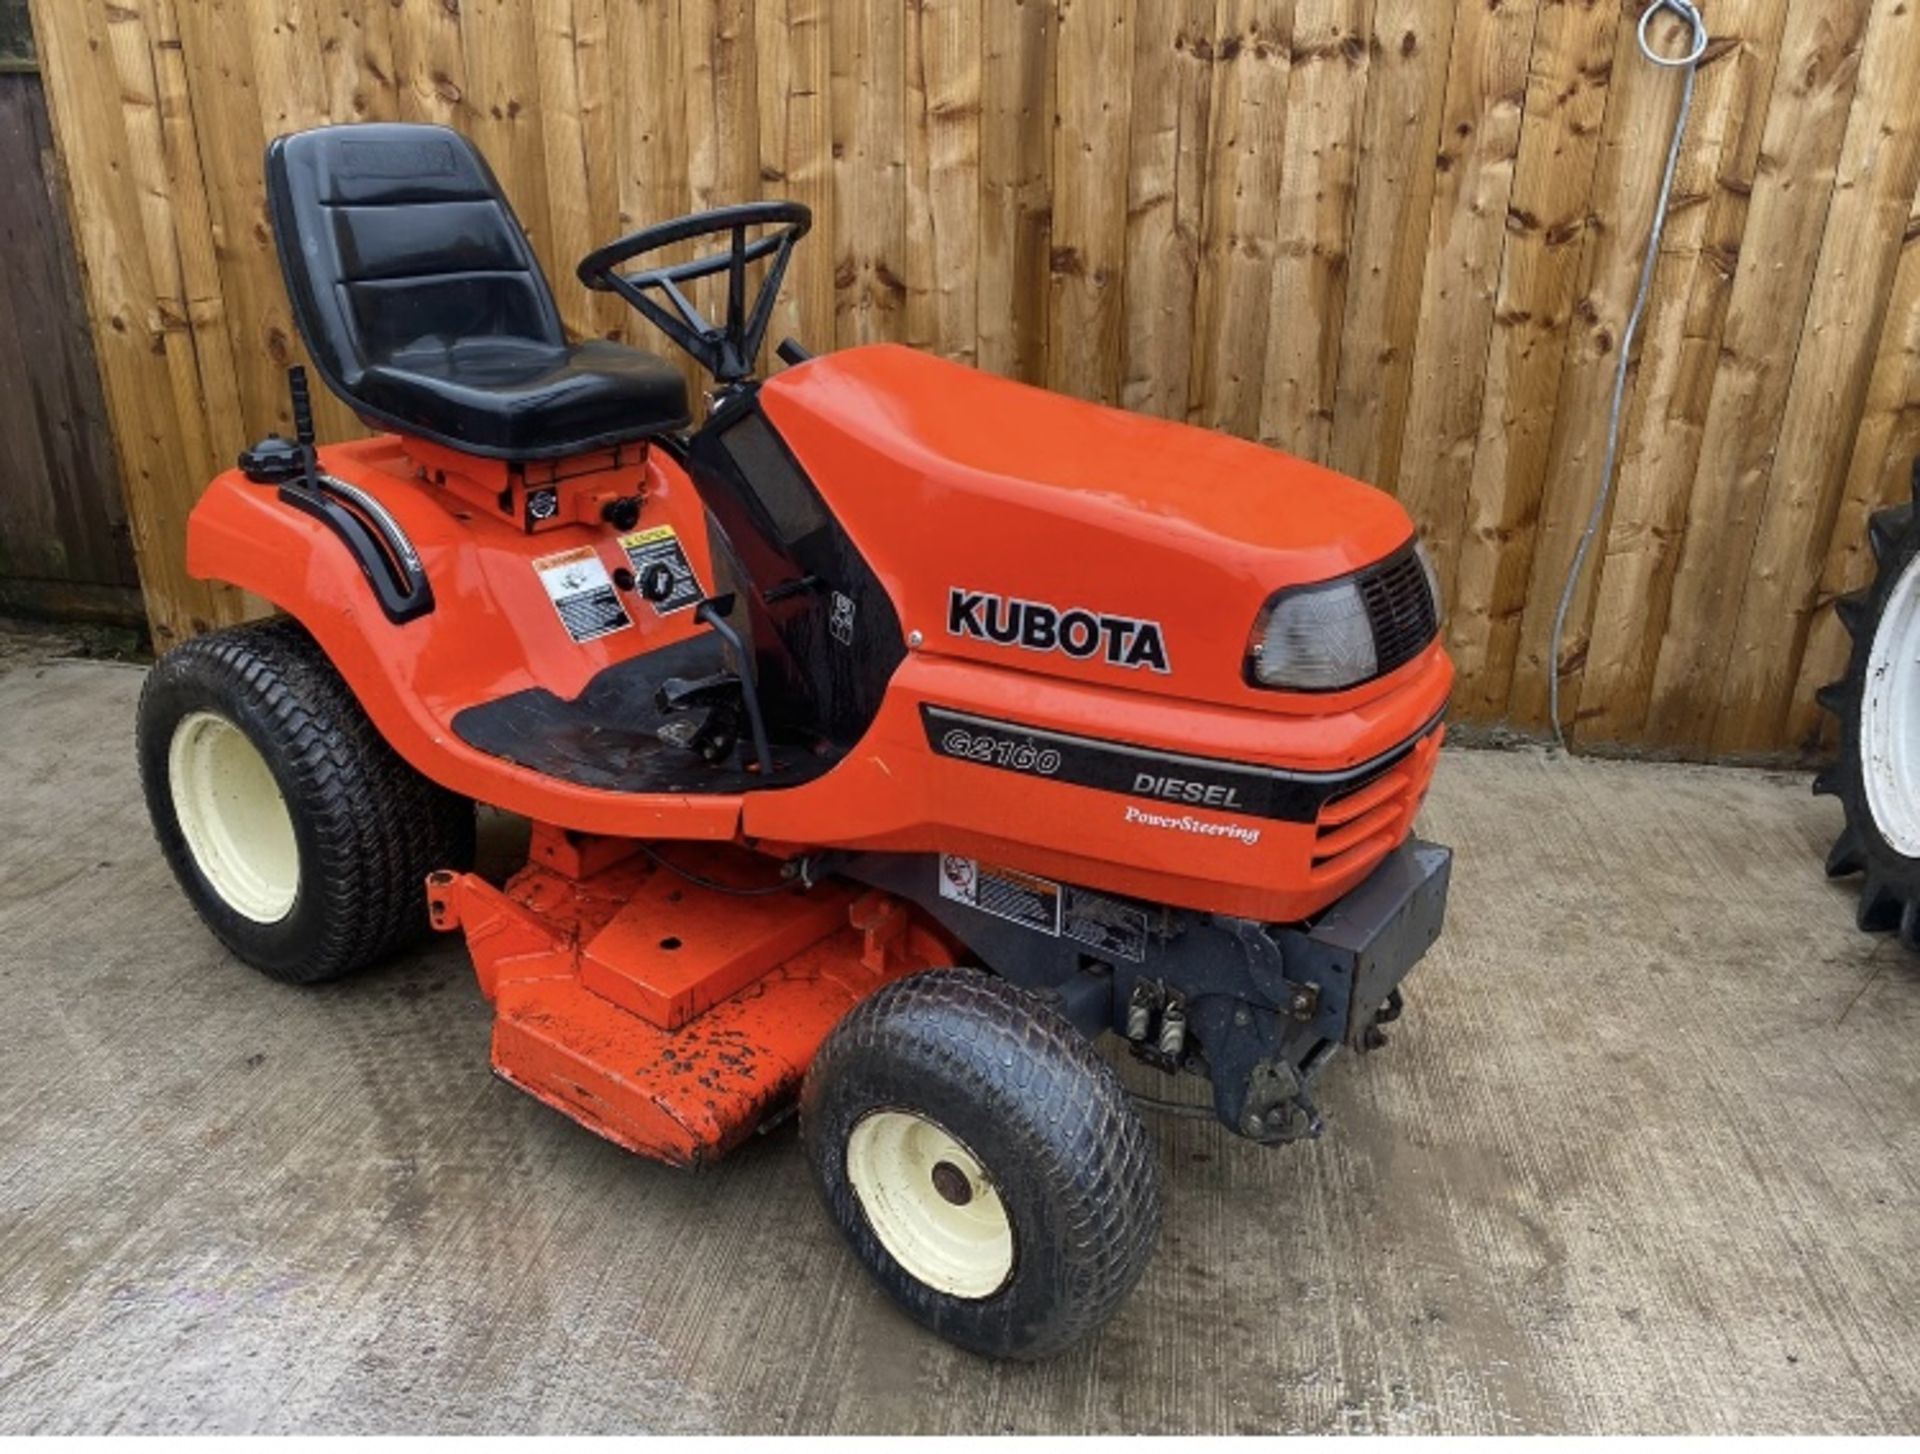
(757, 344, 1421, 710)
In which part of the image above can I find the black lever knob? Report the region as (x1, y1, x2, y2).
(601, 495, 642, 532)
(638, 562, 677, 603)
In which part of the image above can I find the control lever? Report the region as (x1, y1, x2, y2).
(694, 594, 774, 777)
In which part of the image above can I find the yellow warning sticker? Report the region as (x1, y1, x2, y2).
(617, 525, 704, 614)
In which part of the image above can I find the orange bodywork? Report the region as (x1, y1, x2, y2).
(188, 342, 1452, 1165)
(430, 827, 958, 1166)
(189, 343, 1449, 926)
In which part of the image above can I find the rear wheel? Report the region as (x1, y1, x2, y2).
(1816, 467, 1920, 948)
(801, 968, 1160, 1359)
(137, 617, 474, 983)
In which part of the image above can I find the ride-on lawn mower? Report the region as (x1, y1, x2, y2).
(136, 123, 1453, 1359)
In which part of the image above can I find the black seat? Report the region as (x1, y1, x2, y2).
(266, 124, 689, 460)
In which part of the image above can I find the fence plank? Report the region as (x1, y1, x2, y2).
(1440, 0, 1619, 719)
(976, 0, 1052, 384)
(462, 0, 554, 262)
(1710, 0, 1920, 755)
(1049, 0, 1133, 405)
(1571, 0, 1789, 745)
(903, 0, 981, 362)
(1186, 0, 1294, 436)
(389, 0, 467, 128)
(1327, 0, 1458, 491)
(830, 0, 906, 348)
(1641, 0, 1873, 752)
(1119, 0, 1212, 419)
(1256, 0, 1370, 463)
(1389, 0, 1540, 593)
(754, 0, 834, 356)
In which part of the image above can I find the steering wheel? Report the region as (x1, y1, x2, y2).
(577, 201, 812, 384)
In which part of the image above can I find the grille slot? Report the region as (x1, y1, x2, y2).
(1356, 545, 1438, 678)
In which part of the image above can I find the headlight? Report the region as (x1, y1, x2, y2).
(1247, 538, 1441, 691)
(1247, 577, 1378, 690)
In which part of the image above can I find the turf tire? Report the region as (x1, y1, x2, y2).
(137, 616, 474, 983)
(801, 967, 1161, 1360)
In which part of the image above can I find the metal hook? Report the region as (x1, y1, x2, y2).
(1639, 0, 1710, 69)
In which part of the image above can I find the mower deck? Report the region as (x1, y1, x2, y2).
(429, 827, 955, 1166)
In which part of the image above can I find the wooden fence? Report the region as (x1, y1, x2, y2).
(28, 0, 1920, 758)
(0, 60, 138, 625)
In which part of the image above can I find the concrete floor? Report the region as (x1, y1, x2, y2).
(2, 629, 1918, 1435)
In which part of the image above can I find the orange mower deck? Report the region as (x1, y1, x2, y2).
(427, 825, 958, 1167)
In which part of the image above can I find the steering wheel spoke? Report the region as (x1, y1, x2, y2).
(577, 202, 812, 384)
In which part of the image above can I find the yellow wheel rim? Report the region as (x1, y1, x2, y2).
(846, 1109, 1014, 1299)
(168, 711, 300, 923)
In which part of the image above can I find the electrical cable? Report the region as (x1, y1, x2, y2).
(633, 840, 806, 896)
(1547, 0, 1711, 750)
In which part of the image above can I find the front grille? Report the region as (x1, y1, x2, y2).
(1356, 544, 1438, 678)
(1310, 721, 1444, 883)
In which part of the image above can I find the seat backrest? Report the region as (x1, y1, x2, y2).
(266, 123, 564, 392)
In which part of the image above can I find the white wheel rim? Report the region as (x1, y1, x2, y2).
(167, 710, 300, 923)
(1864, 552, 1920, 858)
(846, 1109, 1014, 1299)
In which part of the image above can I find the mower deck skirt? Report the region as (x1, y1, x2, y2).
(430, 832, 953, 1167)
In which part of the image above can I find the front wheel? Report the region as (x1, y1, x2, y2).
(137, 616, 474, 983)
(801, 968, 1160, 1359)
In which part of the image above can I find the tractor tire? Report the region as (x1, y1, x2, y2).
(800, 967, 1160, 1360)
(137, 616, 474, 984)
(1816, 463, 1920, 950)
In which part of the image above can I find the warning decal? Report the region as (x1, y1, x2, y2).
(619, 525, 704, 615)
(532, 545, 632, 643)
(1063, 886, 1148, 963)
(938, 855, 1062, 936)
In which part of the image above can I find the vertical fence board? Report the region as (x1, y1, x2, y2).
(1326, 0, 1457, 491)
(1711, 0, 1920, 755)
(1048, 0, 1133, 405)
(903, 0, 981, 362)
(1390, 0, 1539, 594)
(1641, 0, 1872, 752)
(1441, 0, 1619, 719)
(1186, 0, 1294, 436)
(976, 0, 1052, 384)
(830, 0, 906, 347)
(1119, 0, 1212, 420)
(754, 0, 834, 354)
(1573, 0, 1789, 744)
(1256, 0, 1370, 462)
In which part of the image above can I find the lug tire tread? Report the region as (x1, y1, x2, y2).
(1817, 465, 1920, 953)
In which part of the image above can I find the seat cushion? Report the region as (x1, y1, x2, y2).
(358, 338, 690, 459)
(267, 124, 692, 459)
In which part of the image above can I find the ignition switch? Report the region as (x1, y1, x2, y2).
(601, 495, 642, 531)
